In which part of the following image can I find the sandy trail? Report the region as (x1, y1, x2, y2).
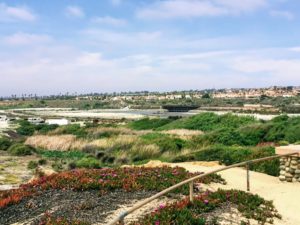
(141, 161, 300, 225)
(177, 163, 300, 225)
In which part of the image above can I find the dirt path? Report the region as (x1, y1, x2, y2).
(0, 152, 55, 191)
(143, 161, 299, 225)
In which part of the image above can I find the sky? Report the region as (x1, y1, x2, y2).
(0, 0, 300, 96)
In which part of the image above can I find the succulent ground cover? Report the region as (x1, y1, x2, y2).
(131, 189, 281, 225)
(24, 189, 281, 225)
(0, 166, 280, 225)
(0, 166, 224, 209)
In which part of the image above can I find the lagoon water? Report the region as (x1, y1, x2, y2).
(5, 108, 300, 120)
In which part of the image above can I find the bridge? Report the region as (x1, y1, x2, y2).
(108, 148, 300, 225)
(162, 105, 200, 112)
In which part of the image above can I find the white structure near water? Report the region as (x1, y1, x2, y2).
(28, 117, 45, 124)
(46, 118, 69, 126)
(0, 115, 8, 121)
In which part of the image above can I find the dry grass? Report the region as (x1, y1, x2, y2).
(26, 133, 139, 152)
(88, 127, 152, 137)
(88, 135, 139, 150)
(88, 127, 133, 135)
(25, 135, 77, 151)
(129, 144, 161, 160)
(162, 129, 203, 140)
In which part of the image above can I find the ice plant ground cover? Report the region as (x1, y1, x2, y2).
(35, 189, 281, 225)
(131, 189, 281, 225)
(0, 166, 281, 225)
(0, 166, 224, 209)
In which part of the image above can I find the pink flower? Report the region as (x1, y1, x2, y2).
(204, 199, 209, 204)
(155, 221, 160, 225)
(159, 204, 165, 209)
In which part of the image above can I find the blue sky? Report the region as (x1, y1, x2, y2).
(0, 0, 300, 96)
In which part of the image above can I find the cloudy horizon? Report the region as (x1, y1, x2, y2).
(1, 0, 300, 96)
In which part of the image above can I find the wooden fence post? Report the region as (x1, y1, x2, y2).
(189, 181, 194, 203)
(246, 163, 250, 192)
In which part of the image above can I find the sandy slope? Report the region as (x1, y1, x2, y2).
(141, 161, 300, 225)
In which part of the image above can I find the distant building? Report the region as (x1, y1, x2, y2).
(46, 118, 69, 126)
(0, 115, 7, 121)
(28, 117, 45, 124)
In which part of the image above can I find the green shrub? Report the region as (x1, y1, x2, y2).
(278, 140, 289, 146)
(129, 144, 161, 162)
(128, 118, 174, 130)
(271, 114, 289, 123)
(55, 124, 87, 138)
(51, 162, 64, 171)
(159, 113, 256, 131)
(27, 161, 38, 169)
(173, 145, 279, 176)
(101, 155, 115, 164)
(68, 161, 77, 170)
(141, 133, 186, 152)
(8, 143, 35, 156)
(284, 124, 300, 143)
(264, 116, 300, 143)
(264, 122, 286, 142)
(115, 156, 130, 165)
(95, 151, 106, 159)
(0, 137, 12, 150)
(75, 157, 101, 169)
(38, 150, 86, 159)
(38, 159, 47, 165)
(16, 120, 58, 136)
(16, 120, 35, 136)
(35, 124, 59, 134)
(238, 124, 271, 146)
(82, 145, 100, 154)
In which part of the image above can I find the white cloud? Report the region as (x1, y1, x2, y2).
(91, 16, 127, 26)
(230, 56, 300, 83)
(1, 45, 300, 95)
(65, 6, 85, 18)
(0, 3, 36, 22)
(269, 10, 294, 20)
(289, 47, 300, 52)
(110, 0, 122, 6)
(214, 0, 267, 13)
(137, 0, 225, 19)
(82, 28, 162, 48)
(3, 32, 52, 46)
(137, 0, 268, 19)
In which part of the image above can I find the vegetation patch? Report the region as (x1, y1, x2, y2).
(0, 166, 224, 209)
(0, 137, 12, 150)
(158, 113, 256, 131)
(131, 189, 281, 225)
(141, 133, 187, 153)
(128, 118, 175, 130)
(17, 120, 58, 136)
(48, 124, 87, 138)
(173, 145, 280, 176)
(38, 150, 86, 160)
(7, 143, 35, 156)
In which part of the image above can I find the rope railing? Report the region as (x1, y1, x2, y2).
(107, 151, 299, 225)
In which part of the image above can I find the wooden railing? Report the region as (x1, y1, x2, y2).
(107, 152, 299, 225)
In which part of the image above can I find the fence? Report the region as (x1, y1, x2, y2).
(108, 151, 299, 225)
